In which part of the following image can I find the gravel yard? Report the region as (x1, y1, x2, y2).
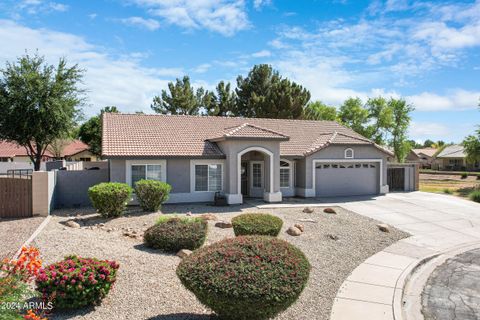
(34, 203, 408, 320)
(0, 216, 45, 259)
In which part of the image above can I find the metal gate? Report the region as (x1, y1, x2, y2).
(387, 168, 405, 191)
(0, 171, 33, 218)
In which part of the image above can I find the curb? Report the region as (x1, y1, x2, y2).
(13, 215, 51, 260)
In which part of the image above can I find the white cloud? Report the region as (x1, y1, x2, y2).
(251, 50, 271, 58)
(131, 0, 250, 36)
(409, 122, 450, 140)
(0, 19, 178, 116)
(192, 63, 211, 73)
(120, 16, 160, 30)
(15, 0, 69, 15)
(253, 0, 271, 10)
(406, 90, 480, 111)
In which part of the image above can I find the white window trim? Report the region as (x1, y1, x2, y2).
(125, 159, 167, 187)
(280, 159, 293, 189)
(344, 148, 354, 159)
(190, 159, 225, 193)
(312, 159, 383, 194)
(250, 161, 264, 189)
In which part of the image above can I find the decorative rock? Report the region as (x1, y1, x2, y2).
(327, 234, 339, 240)
(323, 208, 336, 214)
(200, 213, 218, 221)
(215, 221, 233, 228)
(297, 218, 318, 223)
(286, 226, 302, 236)
(177, 249, 193, 258)
(294, 224, 304, 232)
(98, 223, 105, 227)
(303, 207, 314, 213)
(377, 224, 390, 233)
(186, 212, 192, 216)
(65, 220, 81, 228)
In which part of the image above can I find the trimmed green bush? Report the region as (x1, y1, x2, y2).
(177, 236, 311, 320)
(443, 188, 453, 194)
(88, 182, 132, 218)
(232, 213, 283, 237)
(461, 172, 468, 179)
(36, 256, 119, 309)
(144, 216, 207, 252)
(470, 190, 480, 203)
(134, 179, 172, 212)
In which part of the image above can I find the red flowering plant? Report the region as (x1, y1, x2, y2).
(0, 247, 47, 320)
(36, 255, 119, 309)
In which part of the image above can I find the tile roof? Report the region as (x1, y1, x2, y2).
(0, 140, 89, 158)
(436, 145, 466, 158)
(411, 148, 437, 158)
(102, 113, 393, 157)
(209, 123, 289, 141)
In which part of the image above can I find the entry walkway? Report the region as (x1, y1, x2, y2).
(259, 192, 480, 320)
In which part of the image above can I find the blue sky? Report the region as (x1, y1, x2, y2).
(0, 0, 479, 143)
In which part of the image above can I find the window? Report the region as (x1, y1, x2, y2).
(344, 148, 354, 159)
(280, 160, 291, 188)
(79, 157, 91, 162)
(252, 163, 263, 188)
(0, 157, 10, 162)
(131, 164, 162, 186)
(195, 164, 222, 192)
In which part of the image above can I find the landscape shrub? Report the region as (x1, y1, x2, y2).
(470, 190, 480, 203)
(177, 236, 311, 320)
(134, 179, 172, 212)
(88, 182, 132, 218)
(443, 188, 453, 194)
(36, 256, 119, 309)
(232, 213, 283, 236)
(461, 172, 468, 179)
(144, 216, 207, 252)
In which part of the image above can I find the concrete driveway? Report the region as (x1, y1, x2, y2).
(260, 191, 480, 320)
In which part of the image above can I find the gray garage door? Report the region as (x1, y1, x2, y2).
(315, 162, 378, 197)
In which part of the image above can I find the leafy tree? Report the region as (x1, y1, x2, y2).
(205, 81, 236, 116)
(78, 106, 119, 156)
(235, 64, 310, 119)
(0, 53, 84, 170)
(365, 97, 393, 145)
(463, 129, 480, 164)
(338, 97, 370, 137)
(388, 98, 414, 162)
(431, 140, 446, 148)
(151, 76, 208, 115)
(303, 101, 337, 121)
(423, 139, 434, 148)
(47, 138, 71, 159)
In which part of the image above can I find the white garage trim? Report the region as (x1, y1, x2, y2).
(312, 159, 383, 195)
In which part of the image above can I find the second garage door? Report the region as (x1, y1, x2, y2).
(315, 162, 379, 197)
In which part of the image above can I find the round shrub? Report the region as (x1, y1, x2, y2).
(470, 190, 480, 203)
(36, 255, 119, 309)
(177, 236, 311, 320)
(135, 179, 172, 212)
(88, 182, 132, 218)
(461, 172, 468, 179)
(144, 216, 207, 252)
(232, 213, 283, 236)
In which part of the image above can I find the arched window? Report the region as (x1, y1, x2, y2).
(280, 160, 291, 188)
(344, 148, 354, 159)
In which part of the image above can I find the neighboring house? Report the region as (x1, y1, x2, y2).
(102, 113, 394, 204)
(435, 144, 480, 171)
(0, 140, 99, 163)
(406, 148, 437, 168)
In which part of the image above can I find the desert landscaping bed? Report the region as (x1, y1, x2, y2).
(0, 216, 45, 259)
(33, 203, 408, 320)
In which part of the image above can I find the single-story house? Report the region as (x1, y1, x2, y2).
(102, 113, 394, 204)
(0, 140, 99, 163)
(435, 144, 479, 171)
(406, 148, 437, 168)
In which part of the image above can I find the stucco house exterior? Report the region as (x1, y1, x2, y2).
(102, 113, 394, 204)
(406, 148, 437, 169)
(435, 144, 479, 171)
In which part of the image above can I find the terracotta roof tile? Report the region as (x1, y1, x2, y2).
(102, 113, 392, 157)
(0, 140, 89, 158)
(209, 123, 289, 141)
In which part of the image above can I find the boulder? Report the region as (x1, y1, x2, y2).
(215, 221, 233, 228)
(377, 224, 390, 233)
(65, 220, 81, 229)
(303, 207, 314, 213)
(177, 249, 193, 258)
(323, 208, 337, 214)
(294, 224, 304, 232)
(286, 226, 302, 236)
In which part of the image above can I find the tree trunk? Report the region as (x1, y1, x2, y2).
(34, 153, 42, 171)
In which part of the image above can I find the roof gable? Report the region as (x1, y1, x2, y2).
(436, 145, 466, 158)
(209, 123, 289, 141)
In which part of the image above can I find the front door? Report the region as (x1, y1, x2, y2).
(241, 161, 248, 196)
